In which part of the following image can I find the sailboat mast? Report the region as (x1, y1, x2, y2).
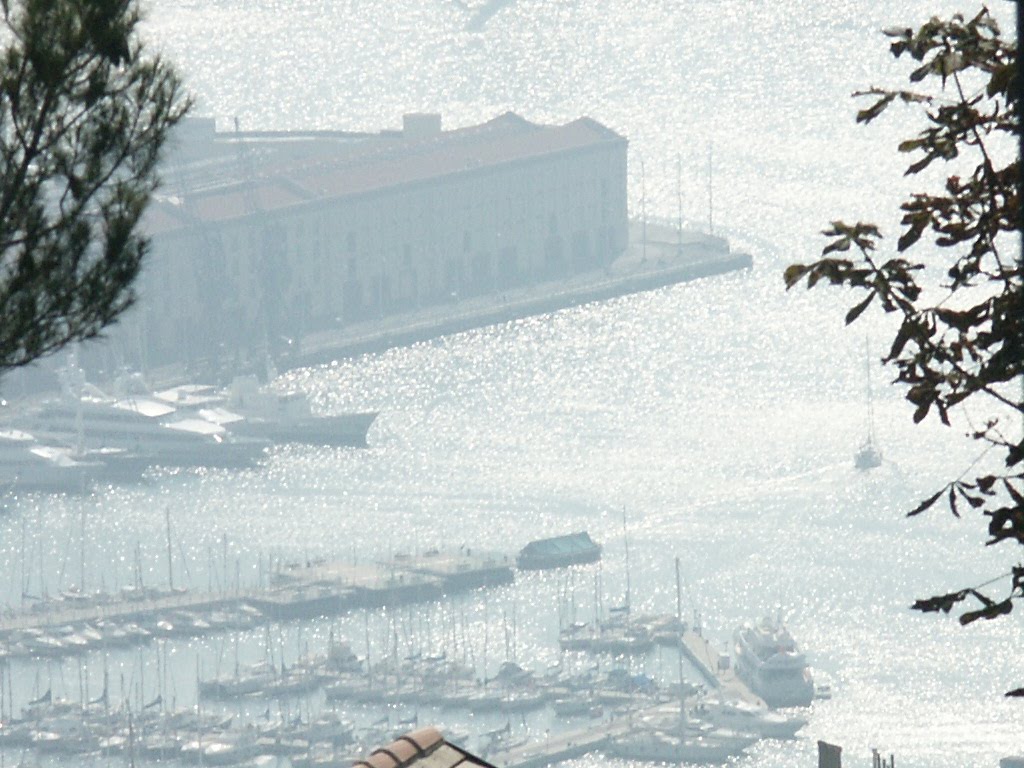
(165, 507, 174, 592)
(707, 142, 714, 236)
(20, 516, 25, 608)
(675, 556, 682, 623)
(676, 557, 685, 724)
(622, 506, 631, 616)
(80, 506, 86, 592)
(640, 159, 648, 262)
(482, 600, 489, 690)
(676, 154, 683, 256)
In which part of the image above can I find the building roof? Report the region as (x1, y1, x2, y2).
(146, 113, 626, 237)
(354, 727, 497, 768)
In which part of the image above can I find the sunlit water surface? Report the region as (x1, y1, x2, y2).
(1, 0, 1022, 765)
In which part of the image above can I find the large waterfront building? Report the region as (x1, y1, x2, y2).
(124, 112, 628, 371)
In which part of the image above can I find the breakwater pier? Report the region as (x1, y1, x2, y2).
(293, 223, 751, 367)
(679, 627, 766, 707)
(0, 549, 513, 653)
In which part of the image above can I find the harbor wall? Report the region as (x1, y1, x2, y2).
(293, 237, 751, 366)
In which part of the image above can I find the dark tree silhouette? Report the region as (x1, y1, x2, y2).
(0, 0, 190, 375)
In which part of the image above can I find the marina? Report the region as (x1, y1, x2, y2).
(0, 663, 801, 767)
(0, 538, 810, 767)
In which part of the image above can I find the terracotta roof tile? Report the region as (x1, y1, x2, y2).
(364, 751, 399, 768)
(403, 727, 445, 754)
(355, 728, 497, 768)
(147, 114, 625, 238)
(377, 739, 420, 764)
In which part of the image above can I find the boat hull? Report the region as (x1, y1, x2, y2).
(516, 531, 602, 570)
(229, 411, 377, 448)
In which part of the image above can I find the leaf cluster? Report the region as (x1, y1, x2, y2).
(0, 0, 190, 373)
(784, 7, 1023, 695)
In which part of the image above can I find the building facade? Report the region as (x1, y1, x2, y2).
(126, 112, 628, 371)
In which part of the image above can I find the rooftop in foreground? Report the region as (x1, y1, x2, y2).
(355, 727, 497, 768)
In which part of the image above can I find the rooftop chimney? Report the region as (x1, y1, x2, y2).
(403, 113, 442, 139)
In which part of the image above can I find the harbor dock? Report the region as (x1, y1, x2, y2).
(487, 724, 613, 768)
(486, 699, 697, 768)
(0, 549, 514, 636)
(0, 589, 242, 634)
(680, 627, 766, 707)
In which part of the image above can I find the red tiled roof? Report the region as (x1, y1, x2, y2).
(377, 739, 420, 765)
(298, 117, 619, 200)
(146, 113, 625, 237)
(403, 728, 445, 753)
(353, 727, 495, 768)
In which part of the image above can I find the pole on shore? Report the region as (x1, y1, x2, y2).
(707, 142, 714, 236)
(640, 159, 647, 262)
(80, 506, 86, 592)
(676, 153, 683, 256)
(165, 507, 174, 592)
(622, 506, 630, 617)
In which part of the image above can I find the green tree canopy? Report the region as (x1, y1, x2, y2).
(785, 6, 1022, 694)
(0, 0, 190, 375)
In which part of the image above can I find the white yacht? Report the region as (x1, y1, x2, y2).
(6, 393, 268, 470)
(607, 720, 756, 764)
(0, 429, 97, 494)
(733, 617, 815, 708)
(692, 697, 807, 738)
(155, 376, 377, 448)
(855, 336, 883, 470)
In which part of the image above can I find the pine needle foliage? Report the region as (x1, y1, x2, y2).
(0, 0, 190, 374)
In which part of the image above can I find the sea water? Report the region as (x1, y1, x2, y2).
(0, 0, 1020, 765)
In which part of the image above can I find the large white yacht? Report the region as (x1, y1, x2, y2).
(733, 617, 815, 708)
(0, 429, 97, 494)
(6, 392, 268, 471)
(154, 376, 377, 448)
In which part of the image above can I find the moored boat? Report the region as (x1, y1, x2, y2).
(733, 616, 814, 708)
(692, 697, 807, 738)
(155, 377, 377, 448)
(516, 531, 601, 570)
(607, 720, 755, 764)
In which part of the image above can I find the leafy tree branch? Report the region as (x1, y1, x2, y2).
(784, 7, 1022, 694)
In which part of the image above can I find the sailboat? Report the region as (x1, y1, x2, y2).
(854, 337, 882, 470)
